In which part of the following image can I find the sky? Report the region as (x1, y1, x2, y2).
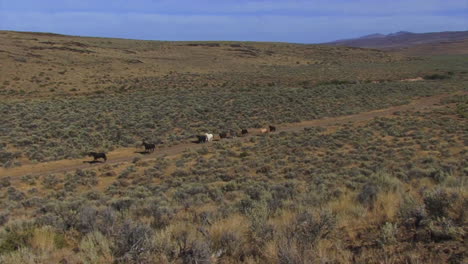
(0, 0, 467, 43)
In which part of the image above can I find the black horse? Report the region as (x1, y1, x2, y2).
(241, 129, 248, 136)
(269, 125, 276, 132)
(142, 141, 156, 152)
(88, 152, 107, 162)
(197, 135, 208, 143)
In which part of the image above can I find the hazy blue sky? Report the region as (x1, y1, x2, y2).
(1, 0, 467, 43)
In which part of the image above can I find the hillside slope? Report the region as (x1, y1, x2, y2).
(324, 31, 468, 53)
(0, 30, 411, 97)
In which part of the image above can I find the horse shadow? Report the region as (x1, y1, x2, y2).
(83, 160, 105, 164)
(134, 151, 152, 155)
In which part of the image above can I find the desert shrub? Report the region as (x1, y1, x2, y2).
(423, 189, 455, 218)
(357, 184, 378, 209)
(7, 187, 26, 201)
(118, 166, 136, 179)
(206, 187, 223, 203)
(43, 199, 89, 231)
(245, 183, 269, 201)
(95, 207, 118, 237)
(173, 229, 212, 264)
(369, 171, 402, 192)
(0, 212, 9, 226)
(174, 184, 204, 204)
(132, 157, 141, 164)
(22, 197, 46, 208)
(0, 247, 38, 264)
(267, 182, 299, 213)
(42, 174, 61, 189)
(430, 168, 450, 183)
(214, 230, 243, 258)
(53, 232, 67, 249)
(407, 167, 435, 180)
(456, 102, 468, 118)
(237, 198, 255, 215)
(152, 226, 178, 260)
(222, 182, 238, 192)
(0, 221, 35, 254)
(33, 213, 62, 231)
(0, 152, 21, 168)
(63, 169, 98, 192)
(20, 174, 37, 185)
(113, 221, 154, 263)
(247, 202, 274, 250)
(75, 206, 98, 234)
(290, 210, 336, 247)
(84, 190, 104, 201)
(277, 239, 302, 264)
(110, 197, 135, 212)
(180, 239, 212, 264)
(0, 177, 11, 188)
(149, 203, 176, 230)
(428, 217, 465, 242)
(398, 195, 427, 228)
(379, 222, 398, 245)
(127, 186, 153, 199)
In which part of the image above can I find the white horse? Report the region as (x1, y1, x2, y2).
(205, 133, 213, 142)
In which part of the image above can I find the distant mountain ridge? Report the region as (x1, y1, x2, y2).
(324, 30, 468, 50)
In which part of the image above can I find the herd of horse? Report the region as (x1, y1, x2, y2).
(87, 125, 277, 162)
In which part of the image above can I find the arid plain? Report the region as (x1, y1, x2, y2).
(0, 30, 467, 263)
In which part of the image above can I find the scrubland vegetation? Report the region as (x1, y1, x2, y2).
(0, 31, 467, 263)
(1, 78, 466, 167)
(2, 31, 468, 167)
(0, 98, 466, 263)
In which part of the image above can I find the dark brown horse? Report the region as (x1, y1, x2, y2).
(88, 152, 107, 162)
(269, 125, 276, 132)
(197, 135, 208, 143)
(142, 141, 156, 152)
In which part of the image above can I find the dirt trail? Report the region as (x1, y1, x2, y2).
(1, 91, 464, 178)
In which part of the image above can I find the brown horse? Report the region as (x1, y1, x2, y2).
(88, 152, 107, 162)
(142, 141, 155, 152)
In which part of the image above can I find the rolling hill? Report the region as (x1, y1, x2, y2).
(324, 30, 468, 54)
(0, 30, 413, 98)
